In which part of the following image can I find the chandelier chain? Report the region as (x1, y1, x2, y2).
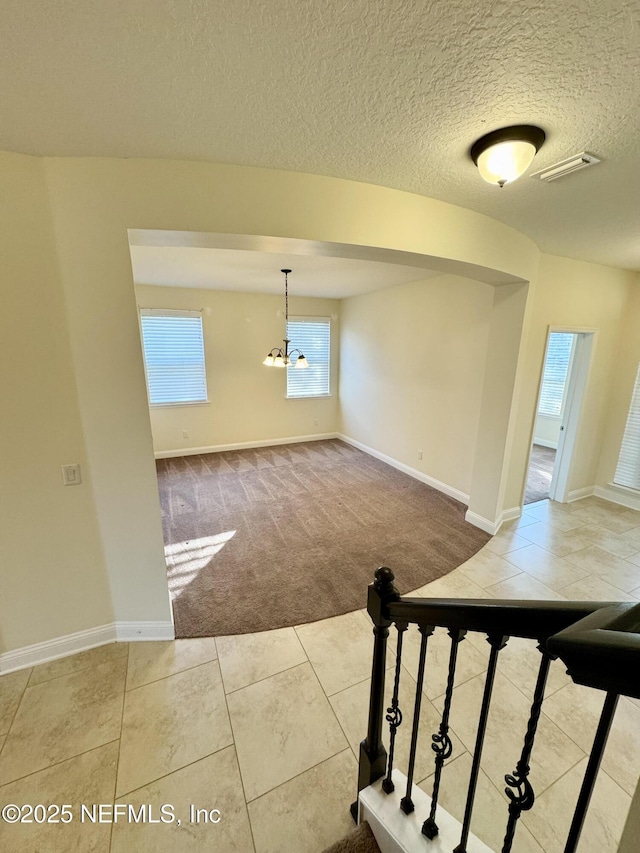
(284, 270, 289, 324)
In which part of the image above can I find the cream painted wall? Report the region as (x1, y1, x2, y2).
(42, 158, 540, 284)
(467, 282, 531, 525)
(597, 278, 640, 489)
(37, 155, 538, 643)
(504, 255, 636, 509)
(135, 284, 340, 453)
(339, 274, 494, 497)
(3, 149, 638, 654)
(0, 151, 113, 654)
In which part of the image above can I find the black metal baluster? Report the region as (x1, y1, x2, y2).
(453, 633, 509, 853)
(382, 622, 408, 794)
(563, 691, 619, 853)
(422, 628, 466, 839)
(501, 645, 555, 853)
(400, 624, 435, 815)
(352, 567, 400, 822)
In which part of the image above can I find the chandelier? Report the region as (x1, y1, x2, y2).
(263, 269, 309, 368)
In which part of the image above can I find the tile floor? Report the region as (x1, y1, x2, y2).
(1, 496, 640, 852)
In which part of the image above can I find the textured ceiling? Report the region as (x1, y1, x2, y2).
(2, 0, 639, 269)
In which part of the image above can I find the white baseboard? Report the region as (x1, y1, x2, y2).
(567, 486, 595, 503)
(501, 506, 522, 524)
(464, 511, 498, 535)
(594, 484, 640, 512)
(0, 621, 176, 675)
(0, 624, 116, 675)
(464, 506, 521, 536)
(115, 621, 176, 642)
(155, 433, 338, 459)
(337, 434, 469, 505)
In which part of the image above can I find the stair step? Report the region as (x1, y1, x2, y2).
(359, 770, 495, 853)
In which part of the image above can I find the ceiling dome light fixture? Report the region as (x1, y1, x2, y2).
(263, 269, 309, 369)
(470, 125, 546, 187)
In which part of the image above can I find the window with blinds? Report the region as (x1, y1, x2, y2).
(286, 318, 330, 398)
(537, 332, 576, 418)
(139, 309, 208, 405)
(614, 363, 640, 491)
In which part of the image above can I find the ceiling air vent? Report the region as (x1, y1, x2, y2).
(531, 152, 601, 182)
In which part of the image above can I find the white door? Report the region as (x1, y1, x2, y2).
(549, 332, 594, 501)
(528, 328, 595, 504)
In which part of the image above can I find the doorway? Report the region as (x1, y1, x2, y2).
(525, 329, 594, 504)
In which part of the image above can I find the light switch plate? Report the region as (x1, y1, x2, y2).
(62, 464, 82, 486)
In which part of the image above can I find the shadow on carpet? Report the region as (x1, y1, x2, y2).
(157, 439, 490, 637)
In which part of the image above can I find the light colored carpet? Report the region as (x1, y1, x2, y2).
(157, 439, 490, 637)
(525, 443, 556, 504)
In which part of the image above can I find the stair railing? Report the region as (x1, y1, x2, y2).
(353, 566, 640, 853)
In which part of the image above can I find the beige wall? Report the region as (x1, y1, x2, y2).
(505, 254, 636, 509)
(35, 155, 537, 652)
(0, 153, 537, 656)
(135, 285, 340, 453)
(6, 149, 636, 656)
(0, 151, 113, 654)
(339, 254, 639, 524)
(339, 274, 494, 498)
(467, 282, 531, 525)
(597, 279, 640, 492)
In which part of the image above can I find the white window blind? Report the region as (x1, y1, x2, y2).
(286, 318, 330, 398)
(614, 363, 640, 490)
(537, 332, 575, 418)
(139, 309, 208, 405)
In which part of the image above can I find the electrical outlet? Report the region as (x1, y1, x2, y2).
(313, 418, 318, 427)
(182, 430, 189, 439)
(417, 450, 423, 461)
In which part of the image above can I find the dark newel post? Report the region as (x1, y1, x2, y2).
(351, 566, 399, 822)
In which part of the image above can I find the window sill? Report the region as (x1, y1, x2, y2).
(150, 400, 210, 409)
(608, 482, 640, 496)
(285, 394, 333, 400)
